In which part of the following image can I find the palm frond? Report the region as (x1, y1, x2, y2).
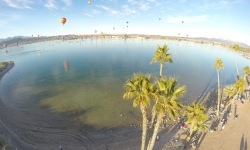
(213, 58, 224, 70)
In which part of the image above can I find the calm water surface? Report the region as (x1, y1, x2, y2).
(0, 38, 249, 129)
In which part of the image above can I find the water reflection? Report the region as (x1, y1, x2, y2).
(64, 60, 70, 72)
(0, 38, 249, 129)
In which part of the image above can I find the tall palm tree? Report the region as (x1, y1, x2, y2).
(224, 85, 238, 101)
(232, 44, 240, 79)
(184, 102, 209, 138)
(123, 73, 156, 150)
(234, 77, 245, 94)
(150, 44, 172, 77)
(147, 77, 186, 150)
(242, 66, 250, 82)
(213, 58, 224, 116)
(223, 77, 246, 111)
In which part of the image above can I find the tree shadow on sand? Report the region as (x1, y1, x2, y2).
(240, 134, 248, 150)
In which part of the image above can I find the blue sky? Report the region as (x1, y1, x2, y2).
(0, 0, 250, 45)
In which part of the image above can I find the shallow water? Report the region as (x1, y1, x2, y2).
(0, 38, 249, 129)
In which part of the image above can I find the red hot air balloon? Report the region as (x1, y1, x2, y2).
(61, 18, 67, 25)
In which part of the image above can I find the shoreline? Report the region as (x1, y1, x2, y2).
(1, 34, 250, 53)
(0, 61, 14, 80)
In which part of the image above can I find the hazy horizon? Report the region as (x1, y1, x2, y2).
(0, 0, 250, 45)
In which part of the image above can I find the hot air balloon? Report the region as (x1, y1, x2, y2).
(88, 0, 92, 4)
(159, 18, 161, 21)
(95, 30, 97, 33)
(61, 18, 67, 25)
(127, 26, 128, 28)
(182, 21, 184, 23)
(113, 27, 115, 30)
(126, 21, 129, 24)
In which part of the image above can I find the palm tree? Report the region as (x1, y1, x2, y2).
(147, 77, 186, 150)
(242, 66, 250, 83)
(234, 77, 245, 94)
(223, 77, 246, 112)
(150, 44, 172, 77)
(213, 58, 224, 116)
(184, 102, 209, 138)
(224, 85, 238, 101)
(232, 44, 240, 79)
(123, 73, 156, 150)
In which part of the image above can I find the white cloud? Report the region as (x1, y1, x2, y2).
(167, 15, 208, 23)
(198, 1, 230, 11)
(97, 5, 110, 11)
(45, 0, 57, 9)
(220, 0, 229, 6)
(85, 13, 93, 17)
(148, 0, 155, 2)
(110, 10, 118, 14)
(96, 5, 118, 15)
(128, 0, 138, 5)
(91, 9, 101, 14)
(122, 5, 137, 15)
(139, 3, 150, 10)
(62, 0, 72, 6)
(179, 0, 186, 3)
(234, 0, 246, 3)
(138, 1, 150, 11)
(3, 0, 33, 9)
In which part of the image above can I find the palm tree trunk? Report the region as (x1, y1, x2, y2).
(147, 114, 163, 150)
(217, 70, 221, 116)
(234, 53, 239, 79)
(150, 100, 159, 128)
(160, 64, 163, 77)
(140, 105, 148, 150)
(150, 111, 156, 129)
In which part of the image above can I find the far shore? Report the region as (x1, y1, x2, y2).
(1, 34, 250, 54)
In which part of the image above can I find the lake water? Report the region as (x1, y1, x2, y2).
(0, 38, 249, 129)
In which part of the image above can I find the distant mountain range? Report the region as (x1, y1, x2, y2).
(189, 37, 250, 48)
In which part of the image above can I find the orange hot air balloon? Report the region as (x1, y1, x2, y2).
(61, 18, 67, 25)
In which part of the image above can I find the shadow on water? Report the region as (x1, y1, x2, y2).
(224, 73, 237, 86)
(240, 134, 248, 150)
(18, 89, 62, 108)
(195, 74, 217, 103)
(202, 90, 218, 111)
